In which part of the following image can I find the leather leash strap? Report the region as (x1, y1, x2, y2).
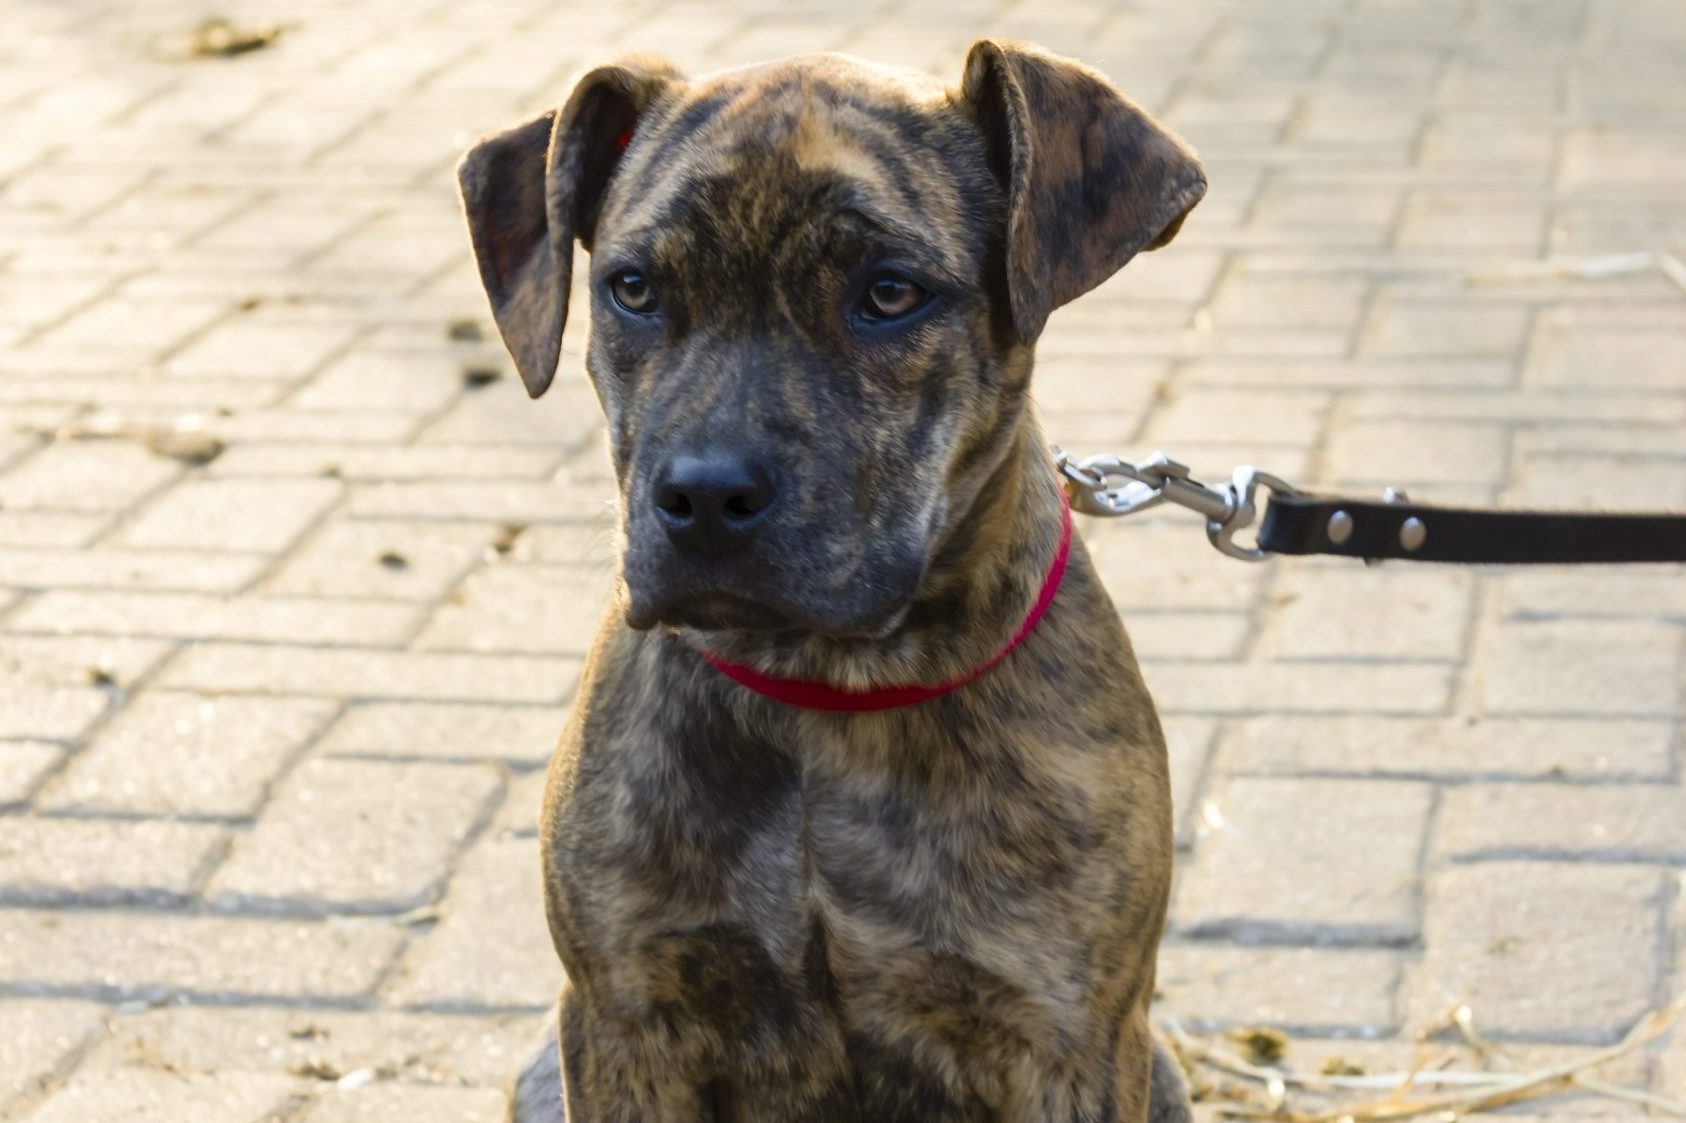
(1258, 494, 1686, 565)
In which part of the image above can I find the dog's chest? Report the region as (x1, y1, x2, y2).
(580, 718, 1109, 1058)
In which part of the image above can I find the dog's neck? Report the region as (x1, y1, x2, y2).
(681, 421, 1070, 692)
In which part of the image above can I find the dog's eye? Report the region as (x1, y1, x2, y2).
(860, 273, 928, 321)
(609, 270, 657, 314)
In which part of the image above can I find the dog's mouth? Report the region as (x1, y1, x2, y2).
(629, 590, 796, 633)
(625, 582, 917, 640)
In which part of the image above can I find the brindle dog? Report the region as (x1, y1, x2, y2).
(458, 39, 1205, 1123)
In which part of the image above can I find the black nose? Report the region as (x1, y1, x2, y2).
(651, 453, 778, 557)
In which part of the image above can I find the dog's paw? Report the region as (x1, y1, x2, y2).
(510, 1036, 564, 1123)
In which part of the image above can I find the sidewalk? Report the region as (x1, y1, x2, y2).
(0, 0, 1681, 1118)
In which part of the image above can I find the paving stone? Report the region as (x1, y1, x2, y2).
(418, 380, 603, 449)
(1162, 716, 1218, 848)
(1407, 863, 1667, 1043)
(289, 347, 468, 414)
(0, 510, 110, 547)
(1205, 275, 1369, 329)
(263, 518, 495, 601)
(209, 443, 561, 481)
(161, 643, 581, 704)
(164, 317, 357, 381)
(1125, 613, 1251, 661)
(1220, 716, 1676, 781)
(1498, 569, 1686, 621)
(1322, 420, 1509, 486)
(296, 1084, 509, 1122)
(1479, 620, 1681, 717)
(0, 910, 402, 1003)
(10, 591, 419, 647)
(1396, 195, 1547, 251)
(1436, 783, 1686, 863)
(0, 818, 225, 905)
(84, 1007, 544, 1089)
(345, 480, 600, 524)
(0, 547, 269, 593)
(1085, 521, 1271, 613)
(1525, 322, 1686, 391)
(316, 701, 560, 766)
(208, 759, 502, 914)
(114, 478, 340, 553)
(492, 768, 550, 838)
(39, 692, 336, 818)
(1361, 301, 1530, 358)
(20, 1067, 301, 1123)
(0, 742, 64, 806)
(1176, 778, 1433, 944)
(390, 836, 560, 1010)
(0, 1000, 106, 1112)
(0, 440, 180, 512)
(412, 563, 612, 655)
(1508, 452, 1686, 511)
(1143, 661, 1454, 716)
(1156, 944, 1403, 1035)
(1259, 566, 1474, 661)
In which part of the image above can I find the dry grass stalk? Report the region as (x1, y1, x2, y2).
(1167, 994, 1685, 1123)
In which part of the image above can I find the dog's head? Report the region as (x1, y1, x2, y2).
(459, 42, 1202, 638)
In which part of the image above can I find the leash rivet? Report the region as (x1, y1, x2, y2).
(1326, 510, 1353, 545)
(1400, 516, 1427, 552)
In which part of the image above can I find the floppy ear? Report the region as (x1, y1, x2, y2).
(961, 40, 1206, 341)
(457, 58, 681, 397)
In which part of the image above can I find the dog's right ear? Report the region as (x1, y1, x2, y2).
(457, 58, 681, 398)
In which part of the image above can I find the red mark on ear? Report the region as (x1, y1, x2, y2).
(615, 129, 633, 151)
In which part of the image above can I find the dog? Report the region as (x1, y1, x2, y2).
(458, 38, 1205, 1123)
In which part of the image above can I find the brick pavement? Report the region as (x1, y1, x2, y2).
(0, 0, 1682, 1118)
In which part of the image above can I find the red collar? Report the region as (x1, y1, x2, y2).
(696, 497, 1073, 713)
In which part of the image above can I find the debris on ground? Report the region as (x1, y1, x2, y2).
(1227, 1027, 1289, 1066)
(1464, 250, 1655, 286)
(180, 17, 291, 59)
(489, 521, 528, 558)
(462, 364, 502, 388)
(1167, 993, 1685, 1121)
(143, 425, 224, 466)
(377, 551, 409, 571)
(447, 319, 485, 342)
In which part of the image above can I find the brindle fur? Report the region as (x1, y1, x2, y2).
(459, 40, 1204, 1123)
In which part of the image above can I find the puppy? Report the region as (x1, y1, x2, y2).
(459, 39, 1204, 1123)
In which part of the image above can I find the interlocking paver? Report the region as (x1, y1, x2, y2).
(1176, 778, 1433, 944)
(0, 743, 63, 807)
(296, 1084, 510, 1123)
(0, 818, 224, 906)
(1220, 716, 1677, 782)
(0, 440, 180, 512)
(1435, 784, 1686, 864)
(1406, 864, 1667, 1043)
(114, 478, 341, 553)
(0, 1000, 105, 1113)
(0, 910, 402, 1003)
(1157, 944, 1404, 1036)
(208, 759, 502, 914)
(388, 836, 561, 1010)
(0, 0, 1681, 1110)
(10, 591, 420, 647)
(316, 701, 559, 766)
(39, 692, 337, 818)
(19, 1068, 301, 1123)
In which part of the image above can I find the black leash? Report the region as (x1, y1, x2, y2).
(1053, 448, 1686, 566)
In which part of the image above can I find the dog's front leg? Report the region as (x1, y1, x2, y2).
(558, 988, 724, 1123)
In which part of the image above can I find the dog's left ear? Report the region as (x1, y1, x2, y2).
(961, 40, 1205, 341)
(458, 58, 681, 397)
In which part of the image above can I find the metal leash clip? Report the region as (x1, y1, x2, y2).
(1052, 447, 1298, 561)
